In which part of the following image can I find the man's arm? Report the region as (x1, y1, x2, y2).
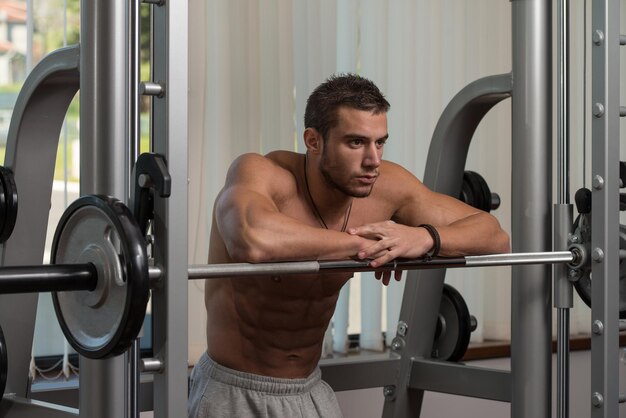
(216, 153, 373, 263)
(349, 162, 510, 267)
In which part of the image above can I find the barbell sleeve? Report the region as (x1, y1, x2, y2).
(464, 251, 575, 267)
(0, 264, 97, 294)
(186, 250, 577, 280)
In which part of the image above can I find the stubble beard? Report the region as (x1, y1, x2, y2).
(320, 153, 374, 198)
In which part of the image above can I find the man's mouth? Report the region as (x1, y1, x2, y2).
(356, 175, 377, 184)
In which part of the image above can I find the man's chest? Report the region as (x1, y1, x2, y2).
(278, 196, 397, 230)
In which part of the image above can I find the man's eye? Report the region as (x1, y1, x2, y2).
(350, 139, 363, 146)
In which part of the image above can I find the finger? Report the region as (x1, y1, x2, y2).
(375, 271, 382, 280)
(348, 221, 390, 238)
(394, 269, 403, 281)
(358, 238, 397, 259)
(382, 271, 391, 286)
(357, 242, 388, 260)
(347, 224, 375, 237)
(369, 250, 396, 268)
(369, 249, 389, 260)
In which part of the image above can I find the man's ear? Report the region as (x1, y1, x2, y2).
(303, 128, 322, 155)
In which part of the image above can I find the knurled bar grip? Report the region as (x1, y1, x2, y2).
(185, 250, 576, 280)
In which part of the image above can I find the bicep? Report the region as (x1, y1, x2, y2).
(215, 154, 283, 236)
(215, 184, 279, 236)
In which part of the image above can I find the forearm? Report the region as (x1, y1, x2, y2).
(219, 210, 368, 263)
(436, 212, 510, 257)
(349, 213, 510, 268)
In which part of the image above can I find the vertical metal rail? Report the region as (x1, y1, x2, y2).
(555, 0, 573, 417)
(128, 2, 141, 418)
(129, 0, 141, 185)
(556, 0, 571, 203)
(554, 216, 572, 418)
(590, 0, 620, 416)
(79, 0, 133, 417)
(510, 1, 553, 417)
(128, 341, 140, 418)
(150, 1, 189, 417)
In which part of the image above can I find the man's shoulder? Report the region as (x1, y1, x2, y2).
(264, 150, 301, 167)
(230, 151, 297, 174)
(232, 150, 299, 168)
(371, 160, 429, 206)
(227, 151, 300, 194)
(378, 160, 422, 187)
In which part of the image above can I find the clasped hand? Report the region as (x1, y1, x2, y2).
(347, 220, 434, 286)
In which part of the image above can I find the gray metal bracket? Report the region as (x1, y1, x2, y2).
(0, 45, 80, 398)
(320, 354, 400, 392)
(0, 395, 78, 417)
(381, 73, 512, 418)
(408, 359, 511, 403)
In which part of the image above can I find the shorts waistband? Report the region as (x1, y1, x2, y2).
(197, 352, 322, 395)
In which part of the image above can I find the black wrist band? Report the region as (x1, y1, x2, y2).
(419, 224, 441, 258)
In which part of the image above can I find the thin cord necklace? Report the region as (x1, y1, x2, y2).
(303, 155, 352, 232)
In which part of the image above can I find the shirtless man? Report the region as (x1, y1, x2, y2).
(188, 74, 510, 418)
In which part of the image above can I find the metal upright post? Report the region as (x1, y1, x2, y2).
(80, 0, 133, 198)
(128, 1, 141, 417)
(510, 1, 552, 417)
(150, 1, 189, 417)
(590, 0, 620, 417)
(79, 0, 133, 417)
(554, 0, 573, 417)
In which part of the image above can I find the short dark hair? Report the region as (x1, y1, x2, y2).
(304, 73, 390, 140)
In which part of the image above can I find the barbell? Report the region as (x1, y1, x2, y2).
(186, 251, 575, 279)
(0, 195, 582, 359)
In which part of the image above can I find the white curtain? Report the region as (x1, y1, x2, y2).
(188, 0, 593, 364)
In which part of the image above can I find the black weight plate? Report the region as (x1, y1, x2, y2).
(467, 171, 491, 213)
(431, 283, 472, 362)
(459, 173, 476, 208)
(0, 324, 6, 401)
(474, 171, 493, 212)
(0, 167, 18, 243)
(572, 216, 626, 318)
(464, 171, 486, 212)
(0, 170, 6, 244)
(51, 195, 149, 359)
(460, 171, 494, 213)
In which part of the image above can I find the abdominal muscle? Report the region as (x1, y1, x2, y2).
(205, 271, 350, 379)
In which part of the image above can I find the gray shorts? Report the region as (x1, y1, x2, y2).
(188, 352, 343, 418)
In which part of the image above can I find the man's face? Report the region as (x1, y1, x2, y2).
(319, 107, 388, 198)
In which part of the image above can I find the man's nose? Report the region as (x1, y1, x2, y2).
(363, 143, 381, 168)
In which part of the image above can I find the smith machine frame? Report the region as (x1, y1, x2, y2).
(0, 0, 621, 417)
